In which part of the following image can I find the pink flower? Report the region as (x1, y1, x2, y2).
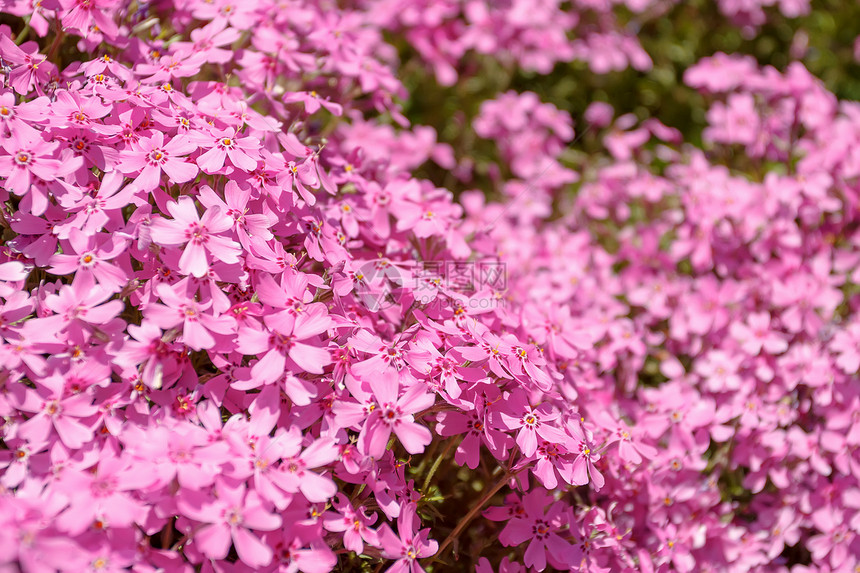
(179, 478, 282, 568)
(13, 373, 98, 449)
(323, 494, 380, 554)
(359, 372, 434, 458)
(117, 131, 199, 191)
(377, 502, 438, 573)
(149, 197, 242, 278)
(497, 490, 572, 572)
(566, 419, 605, 489)
(268, 427, 339, 503)
(0, 90, 47, 135)
(54, 453, 145, 534)
(47, 229, 129, 292)
(498, 389, 567, 457)
(436, 391, 514, 468)
(284, 90, 344, 116)
(193, 127, 260, 173)
(0, 35, 55, 94)
(237, 310, 332, 383)
(265, 523, 338, 573)
(144, 283, 234, 351)
(53, 170, 138, 238)
(0, 126, 80, 200)
(198, 181, 273, 247)
(57, 0, 120, 38)
(729, 312, 789, 356)
(42, 278, 123, 333)
(122, 421, 229, 490)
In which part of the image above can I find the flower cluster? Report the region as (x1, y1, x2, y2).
(0, 1, 859, 572)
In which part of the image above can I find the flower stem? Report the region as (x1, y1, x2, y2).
(14, 18, 30, 45)
(429, 466, 521, 564)
(422, 438, 457, 493)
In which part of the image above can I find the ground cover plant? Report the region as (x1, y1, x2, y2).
(2, 0, 860, 571)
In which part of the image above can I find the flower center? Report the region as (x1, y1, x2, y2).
(185, 222, 208, 244)
(91, 477, 115, 497)
(380, 405, 400, 425)
(225, 508, 242, 525)
(532, 520, 550, 539)
(15, 152, 31, 165)
(271, 332, 294, 352)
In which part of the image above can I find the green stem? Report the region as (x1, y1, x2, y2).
(422, 438, 457, 493)
(14, 19, 31, 46)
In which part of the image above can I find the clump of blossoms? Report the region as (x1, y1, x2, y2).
(1, 1, 860, 572)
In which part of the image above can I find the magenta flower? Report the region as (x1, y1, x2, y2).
(42, 279, 123, 333)
(198, 181, 273, 248)
(498, 490, 572, 572)
(144, 283, 234, 351)
(498, 389, 567, 457)
(57, 0, 120, 38)
(0, 127, 80, 199)
(193, 127, 261, 173)
(268, 427, 339, 503)
(13, 373, 98, 449)
(360, 372, 434, 458)
(178, 478, 282, 568)
(323, 494, 380, 554)
(237, 310, 332, 383)
(117, 131, 199, 191)
(47, 229, 128, 292)
(54, 454, 146, 534)
(149, 197, 242, 278)
(377, 502, 438, 573)
(436, 392, 514, 468)
(729, 312, 788, 356)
